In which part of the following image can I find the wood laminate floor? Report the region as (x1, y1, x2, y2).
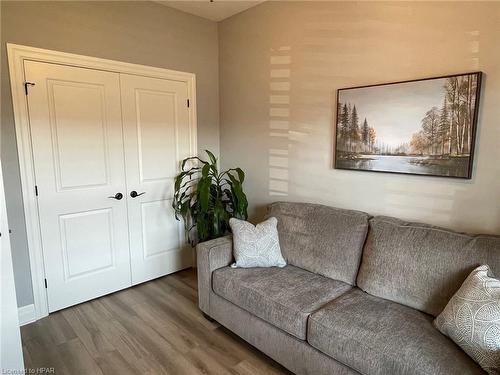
(21, 268, 292, 375)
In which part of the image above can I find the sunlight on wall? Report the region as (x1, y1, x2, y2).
(268, 46, 291, 197)
(467, 30, 480, 70)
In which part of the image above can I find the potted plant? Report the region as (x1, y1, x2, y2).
(172, 150, 248, 246)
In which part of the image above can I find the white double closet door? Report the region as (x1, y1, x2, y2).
(24, 61, 193, 312)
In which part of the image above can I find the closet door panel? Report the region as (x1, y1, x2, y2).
(120, 74, 192, 284)
(24, 61, 131, 312)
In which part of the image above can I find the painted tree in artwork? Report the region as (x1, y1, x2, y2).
(421, 107, 440, 155)
(459, 75, 477, 154)
(368, 127, 376, 153)
(410, 131, 428, 155)
(443, 75, 477, 156)
(361, 118, 369, 151)
(339, 103, 350, 150)
(445, 77, 459, 155)
(437, 97, 449, 155)
(349, 105, 360, 151)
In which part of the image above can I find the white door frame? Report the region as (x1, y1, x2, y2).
(7, 43, 197, 321)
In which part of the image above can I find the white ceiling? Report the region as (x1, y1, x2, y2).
(155, 1, 264, 22)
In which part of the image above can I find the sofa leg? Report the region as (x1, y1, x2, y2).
(202, 312, 216, 322)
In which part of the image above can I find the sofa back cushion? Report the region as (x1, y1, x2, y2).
(357, 216, 500, 316)
(267, 202, 370, 285)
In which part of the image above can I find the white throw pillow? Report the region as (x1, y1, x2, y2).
(229, 217, 286, 268)
(434, 265, 500, 374)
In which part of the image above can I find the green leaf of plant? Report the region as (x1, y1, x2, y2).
(205, 150, 217, 165)
(201, 163, 210, 178)
(226, 168, 245, 183)
(235, 168, 245, 183)
(197, 177, 211, 212)
(181, 156, 207, 170)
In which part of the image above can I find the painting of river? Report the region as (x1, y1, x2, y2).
(336, 155, 469, 177)
(334, 72, 482, 178)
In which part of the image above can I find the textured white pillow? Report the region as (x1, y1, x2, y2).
(434, 265, 500, 374)
(229, 217, 286, 268)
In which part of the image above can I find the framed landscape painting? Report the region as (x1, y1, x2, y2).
(334, 72, 482, 179)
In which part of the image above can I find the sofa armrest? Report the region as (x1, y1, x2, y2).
(196, 235, 234, 314)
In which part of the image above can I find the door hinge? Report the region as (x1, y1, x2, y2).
(24, 81, 36, 95)
(35, 185, 39, 197)
(44, 279, 48, 288)
(187, 99, 190, 108)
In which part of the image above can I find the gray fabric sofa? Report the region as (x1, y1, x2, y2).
(197, 202, 500, 375)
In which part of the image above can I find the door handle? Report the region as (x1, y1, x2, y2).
(108, 192, 123, 200)
(130, 191, 146, 198)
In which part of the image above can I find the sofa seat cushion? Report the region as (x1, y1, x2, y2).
(308, 288, 484, 375)
(212, 265, 351, 340)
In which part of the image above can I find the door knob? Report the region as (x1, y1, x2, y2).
(108, 192, 123, 200)
(130, 191, 146, 198)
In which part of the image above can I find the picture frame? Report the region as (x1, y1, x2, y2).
(334, 72, 482, 179)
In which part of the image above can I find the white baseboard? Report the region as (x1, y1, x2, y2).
(18, 304, 36, 326)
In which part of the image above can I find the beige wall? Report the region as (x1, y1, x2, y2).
(219, 2, 500, 234)
(1, 1, 219, 306)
